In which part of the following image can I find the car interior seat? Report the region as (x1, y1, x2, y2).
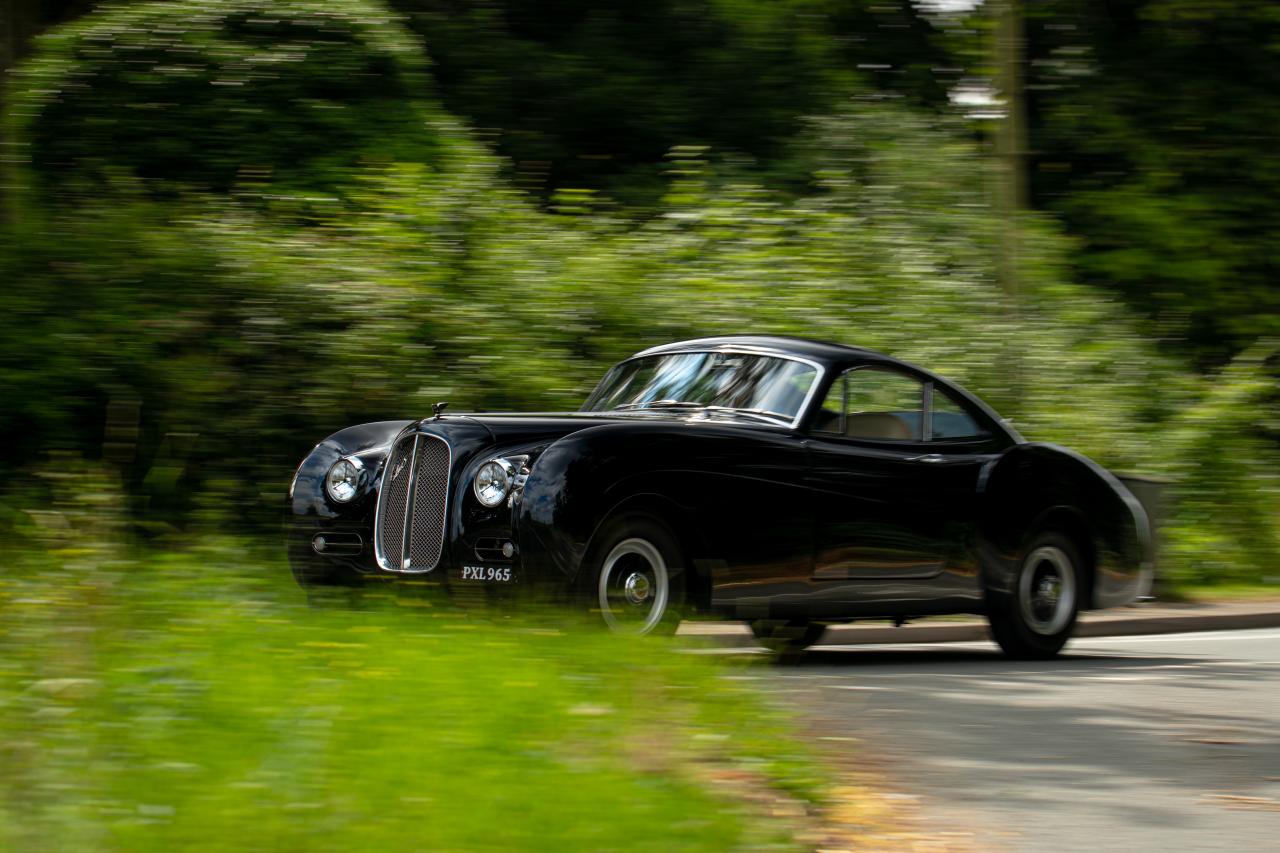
(844, 412, 912, 440)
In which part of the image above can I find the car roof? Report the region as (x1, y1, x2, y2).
(632, 335, 894, 370)
(626, 335, 1022, 443)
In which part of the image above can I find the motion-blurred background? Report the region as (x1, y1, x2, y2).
(2, 1, 1277, 587)
(4, 0, 1277, 587)
(1, 3, 1277, 850)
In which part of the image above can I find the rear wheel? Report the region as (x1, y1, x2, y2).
(585, 514, 686, 635)
(988, 531, 1082, 659)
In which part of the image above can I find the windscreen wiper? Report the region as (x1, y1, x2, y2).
(615, 399, 704, 411)
(615, 400, 788, 424)
(701, 406, 790, 424)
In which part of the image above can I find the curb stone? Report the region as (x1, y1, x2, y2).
(676, 599, 1280, 648)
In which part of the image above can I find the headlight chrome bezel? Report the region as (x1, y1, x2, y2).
(473, 458, 515, 507)
(324, 455, 365, 503)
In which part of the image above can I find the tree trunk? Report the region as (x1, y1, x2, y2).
(995, 0, 1027, 300)
(994, 0, 1027, 407)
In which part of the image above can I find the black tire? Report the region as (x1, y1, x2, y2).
(582, 513, 687, 635)
(987, 531, 1082, 659)
(749, 620, 827, 656)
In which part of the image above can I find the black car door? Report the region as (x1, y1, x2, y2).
(802, 369, 1004, 616)
(805, 366, 947, 583)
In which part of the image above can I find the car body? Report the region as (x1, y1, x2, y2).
(287, 336, 1152, 656)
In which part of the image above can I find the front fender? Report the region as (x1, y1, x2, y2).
(514, 424, 744, 588)
(515, 425, 649, 587)
(288, 420, 414, 520)
(286, 420, 413, 583)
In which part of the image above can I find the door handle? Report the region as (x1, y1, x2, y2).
(908, 453, 947, 464)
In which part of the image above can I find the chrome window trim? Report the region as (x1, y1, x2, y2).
(923, 380, 934, 442)
(583, 346, 827, 430)
(372, 433, 452, 573)
(811, 364, 928, 442)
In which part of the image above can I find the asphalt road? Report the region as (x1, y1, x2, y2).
(763, 629, 1280, 852)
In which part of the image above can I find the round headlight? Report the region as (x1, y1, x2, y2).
(473, 459, 511, 507)
(325, 456, 363, 503)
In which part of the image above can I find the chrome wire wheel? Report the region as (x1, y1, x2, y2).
(597, 537, 670, 635)
(1017, 545, 1077, 636)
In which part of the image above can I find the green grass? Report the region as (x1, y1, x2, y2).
(1157, 579, 1280, 603)
(0, 542, 824, 852)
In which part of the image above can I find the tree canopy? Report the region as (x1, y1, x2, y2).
(7, 0, 459, 206)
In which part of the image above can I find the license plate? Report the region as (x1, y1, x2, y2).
(459, 565, 514, 583)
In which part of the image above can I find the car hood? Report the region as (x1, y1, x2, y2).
(411, 409, 787, 445)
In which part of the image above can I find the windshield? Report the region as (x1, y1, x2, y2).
(581, 351, 819, 423)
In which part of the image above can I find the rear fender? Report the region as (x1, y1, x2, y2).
(979, 443, 1152, 609)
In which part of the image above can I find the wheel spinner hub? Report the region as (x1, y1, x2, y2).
(623, 571, 652, 605)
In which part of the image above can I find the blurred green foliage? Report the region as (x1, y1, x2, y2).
(8, 1, 1278, 363)
(1018, 0, 1280, 367)
(0, 0, 1276, 587)
(383, 0, 953, 208)
(5, 0, 460, 204)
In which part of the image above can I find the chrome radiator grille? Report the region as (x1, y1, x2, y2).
(374, 433, 451, 572)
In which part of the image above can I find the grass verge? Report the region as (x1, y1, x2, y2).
(1157, 580, 1280, 603)
(0, 540, 829, 852)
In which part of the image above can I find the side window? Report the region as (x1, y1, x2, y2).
(930, 387, 985, 441)
(814, 368, 923, 440)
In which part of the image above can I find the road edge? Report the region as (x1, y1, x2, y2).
(678, 601, 1280, 648)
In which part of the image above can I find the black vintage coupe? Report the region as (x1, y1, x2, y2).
(287, 336, 1151, 657)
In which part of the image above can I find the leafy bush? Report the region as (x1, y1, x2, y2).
(1156, 347, 1280, 585)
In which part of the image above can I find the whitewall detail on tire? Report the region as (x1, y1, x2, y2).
(597, 537, 670, 635)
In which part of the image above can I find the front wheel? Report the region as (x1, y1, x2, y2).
(987, 531, 1082, 659)
(585, 515, 686, 635)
